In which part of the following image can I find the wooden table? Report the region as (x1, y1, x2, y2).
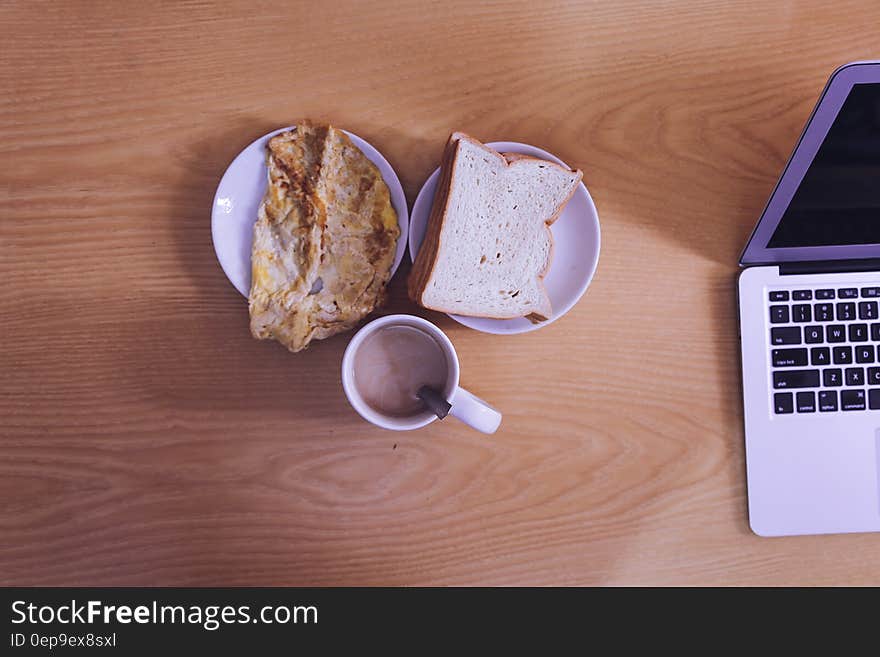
(3, 0, 880, 586)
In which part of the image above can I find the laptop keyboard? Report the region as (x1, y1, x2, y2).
(769, 286, 880, 414)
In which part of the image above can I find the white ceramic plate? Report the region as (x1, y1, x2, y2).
(212, 127, 409, 297)
(408, 141, 600, 335)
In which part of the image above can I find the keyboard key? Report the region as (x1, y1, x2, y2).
(774, 392, 794, 414)
(837, 302, 856, 321)
(856, 345, 875, 363)
(804, 326, 823, 343)
(846, 368, 865, 386)
(773, 348, 808, 367)
(814, 303, 834, 321)
(849, 323, 868, 342)
(833, 346, 853, 364)
(810, 347, 830, 366)
(819, 390, 838, 412)
(771, 327, 801, 345)
(773, 369, 820, 389)
(793, 290, 812, 301)
(816, 289, 835, 299)
(796, 391, 815, 413)
(841, 389, 866, 410)
(839, 288, 858, 299)
(770, 305, 789, 323)
(792, 304, 812, 323)
(827, 325, 846, 342)
(870, 389, 880, 410)
(823, 368, 842, 387)
(872, 324, 880, 341)
(861, 287, 880, 298)
(869, 368, 880, 385)
(859, 301, 879, 320)
(769, 290, 789, 301)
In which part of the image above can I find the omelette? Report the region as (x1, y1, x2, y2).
(248, 122, 399, 352)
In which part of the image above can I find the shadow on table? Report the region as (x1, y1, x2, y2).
(714, 272, 752, 536)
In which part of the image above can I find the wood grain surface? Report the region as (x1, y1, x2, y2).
(3, 0, 880, 586)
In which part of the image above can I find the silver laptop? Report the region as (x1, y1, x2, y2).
(739, 61, 880, 537)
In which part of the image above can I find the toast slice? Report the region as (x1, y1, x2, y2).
(408, 132, 582, 320)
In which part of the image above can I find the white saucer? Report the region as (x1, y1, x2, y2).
(408, 141, 600, 335)
(212, 127, 409, 297)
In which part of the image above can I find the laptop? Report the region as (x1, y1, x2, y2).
(739, 61, 880, 537)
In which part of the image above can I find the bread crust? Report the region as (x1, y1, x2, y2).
(407, 132, 582, 321)
(406, 133, 460, 302)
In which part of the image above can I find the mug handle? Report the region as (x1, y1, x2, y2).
(449, 387, 502, 434)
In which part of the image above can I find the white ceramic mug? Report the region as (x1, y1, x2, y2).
(341, 314, 502, 433)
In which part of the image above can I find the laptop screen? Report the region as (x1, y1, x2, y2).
(767, 82, 880, 248)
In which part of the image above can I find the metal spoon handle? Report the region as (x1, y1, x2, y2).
(417, 385, 452, 419)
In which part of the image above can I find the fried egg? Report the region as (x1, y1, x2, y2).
(248, 122, 399, 352)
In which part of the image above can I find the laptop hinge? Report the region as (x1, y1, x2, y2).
(779, 258, 880, 275)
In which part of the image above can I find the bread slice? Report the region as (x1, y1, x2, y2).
(408, 133, 582, 320)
